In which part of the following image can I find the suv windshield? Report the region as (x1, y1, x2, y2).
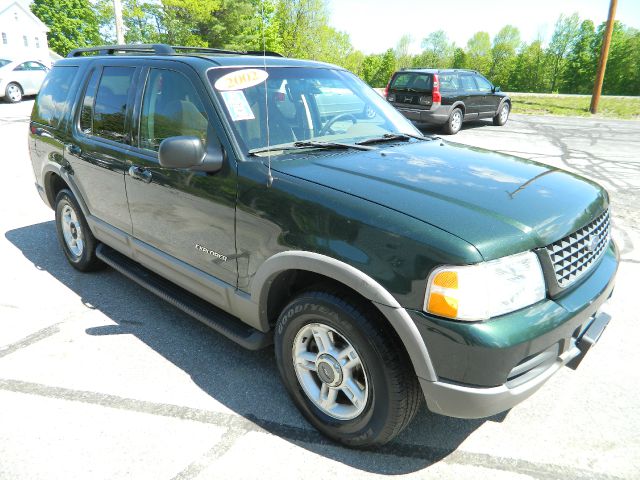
(208, 67, 420, 155)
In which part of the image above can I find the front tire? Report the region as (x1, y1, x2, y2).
(443, 107, 463, 135)
(54, 189, 103, 272)
(5, 82, 23, 103)
(275, 291, 421, 447)
(493, 102, 510, 126)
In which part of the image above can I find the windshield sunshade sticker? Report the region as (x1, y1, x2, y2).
(214, 69, 269, 91)
(220, 90, 255, 121)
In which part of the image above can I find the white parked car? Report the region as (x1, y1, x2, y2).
(0, 59, 49, 103)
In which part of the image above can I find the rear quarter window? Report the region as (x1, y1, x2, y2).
(31, 66, 78, 128)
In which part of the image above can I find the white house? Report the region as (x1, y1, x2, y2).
(0, 0, 52, 65)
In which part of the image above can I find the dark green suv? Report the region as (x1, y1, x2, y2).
(28, 44, 617, 447)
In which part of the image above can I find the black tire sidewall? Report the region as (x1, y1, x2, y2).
(54, 190, 98, 271)
(275, 294, 397, 446)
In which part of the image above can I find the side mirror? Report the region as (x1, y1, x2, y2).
(493, 86, 501, 93)
(158, 136, 223, 173)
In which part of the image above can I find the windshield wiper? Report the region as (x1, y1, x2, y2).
(355, 132, 436, 145)
(249, 140, 374, 155)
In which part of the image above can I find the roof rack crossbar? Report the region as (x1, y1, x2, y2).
(67, 44, 175, 57)
(67, 44, 284, 58)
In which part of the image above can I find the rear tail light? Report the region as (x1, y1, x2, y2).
(432, 74, 441, 103)
(383, 82, 390, 98)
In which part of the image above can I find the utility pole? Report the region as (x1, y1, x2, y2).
(113, 0, 125, 44)
(590, 0, 617, 114)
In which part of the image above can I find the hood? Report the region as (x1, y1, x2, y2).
(270, 140, 608, 260)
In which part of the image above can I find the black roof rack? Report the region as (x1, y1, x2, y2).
(67, 43, 283, 58)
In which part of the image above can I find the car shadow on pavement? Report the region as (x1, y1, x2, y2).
(6, 221, 505, 474)
(420, 120, 494, 136)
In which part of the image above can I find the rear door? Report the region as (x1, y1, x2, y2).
(66, 60, 140, 234)
(458, 74, 480, 118)
(124, 60, 238, 286)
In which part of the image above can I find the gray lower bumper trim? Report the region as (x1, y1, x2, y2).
(420, 344, 581, 419)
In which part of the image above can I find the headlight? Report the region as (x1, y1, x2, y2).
(424, 251, 546, 321)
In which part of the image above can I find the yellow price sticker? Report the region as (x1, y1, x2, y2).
(214, 69, 269, 91)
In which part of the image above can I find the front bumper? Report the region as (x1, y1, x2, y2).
(413, 241, 618, 418)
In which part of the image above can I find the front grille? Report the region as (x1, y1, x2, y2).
(546, 209, 611, 288)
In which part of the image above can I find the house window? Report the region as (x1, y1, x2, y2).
(23, 35, 28, 47)
(2, 33, 7, 45)
(35, 37, 40, 48)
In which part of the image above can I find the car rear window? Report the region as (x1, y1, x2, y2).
(390, 73, 432, 92)
(0, 59, 10, 67)
(31, 66, 78, 128)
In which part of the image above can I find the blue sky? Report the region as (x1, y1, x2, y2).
(327, 0, 640, 54)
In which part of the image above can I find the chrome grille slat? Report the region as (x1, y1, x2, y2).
(545, 209, 611, 288)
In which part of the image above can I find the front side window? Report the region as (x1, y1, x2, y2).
(92, 66, 135, 142)
(31, 66, 78, 128)
(474, 75, 493, 93)
(208, 67, 418, 154)
(139, 68, 208, 151)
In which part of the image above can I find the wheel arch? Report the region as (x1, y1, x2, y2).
(42, 166, 90, 217)
(450, 101, 466, 116)
(250, 251, 437, 381)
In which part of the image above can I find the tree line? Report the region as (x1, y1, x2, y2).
(31, 0, 640, 95)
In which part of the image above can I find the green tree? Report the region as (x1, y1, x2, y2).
(362, 49, 396, 87)
(394, 34, 412, 69)
(415, 30, 454, 68)
(31, 0, 101, 55)
(465, 32, 492, 74)
(452, 47, 467, 69)
(509, 39, 548, 92)
(489, 25, 520, 88)
(561, 20, 596, 94)
(597, 22, 640, 95)
(547, 12, 580, 92)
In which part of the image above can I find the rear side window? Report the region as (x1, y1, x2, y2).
(31, 66, 78, 128)
(390, 73, 432, 92)
(460, 75, 477, 92)
(92, 66, 135, 142)
(438, 73, 459, 93)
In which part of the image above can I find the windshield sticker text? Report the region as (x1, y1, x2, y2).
(214, 69, 269, 91)
(220, 90, 255, 121)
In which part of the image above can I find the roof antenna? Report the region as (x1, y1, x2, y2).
(261, 0, 274, 187)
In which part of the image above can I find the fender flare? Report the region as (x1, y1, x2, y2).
(41, 164, 91, 218)
(250, 251, 437, 381)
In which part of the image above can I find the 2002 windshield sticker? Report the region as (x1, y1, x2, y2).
(215, 69, 269, 121)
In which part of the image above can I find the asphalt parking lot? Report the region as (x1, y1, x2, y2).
(1, 100, 639, 479)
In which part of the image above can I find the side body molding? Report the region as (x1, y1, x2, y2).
(250, 251, 437, 381)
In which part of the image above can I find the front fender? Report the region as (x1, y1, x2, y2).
(250, 250, 437, 381)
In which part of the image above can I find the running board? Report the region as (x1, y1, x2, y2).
(96, 244, 272, 350)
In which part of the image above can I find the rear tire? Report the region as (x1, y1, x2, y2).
(493, 102, 510, 126)
(275, 290, 421, 447)
(54, 189, 103, 272)
(442, 107, 463, 135)
(4, 82, 22, 103)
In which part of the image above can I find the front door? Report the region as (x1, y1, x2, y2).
(473, 74, 497, 116)
(124, 62, 238, 286)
